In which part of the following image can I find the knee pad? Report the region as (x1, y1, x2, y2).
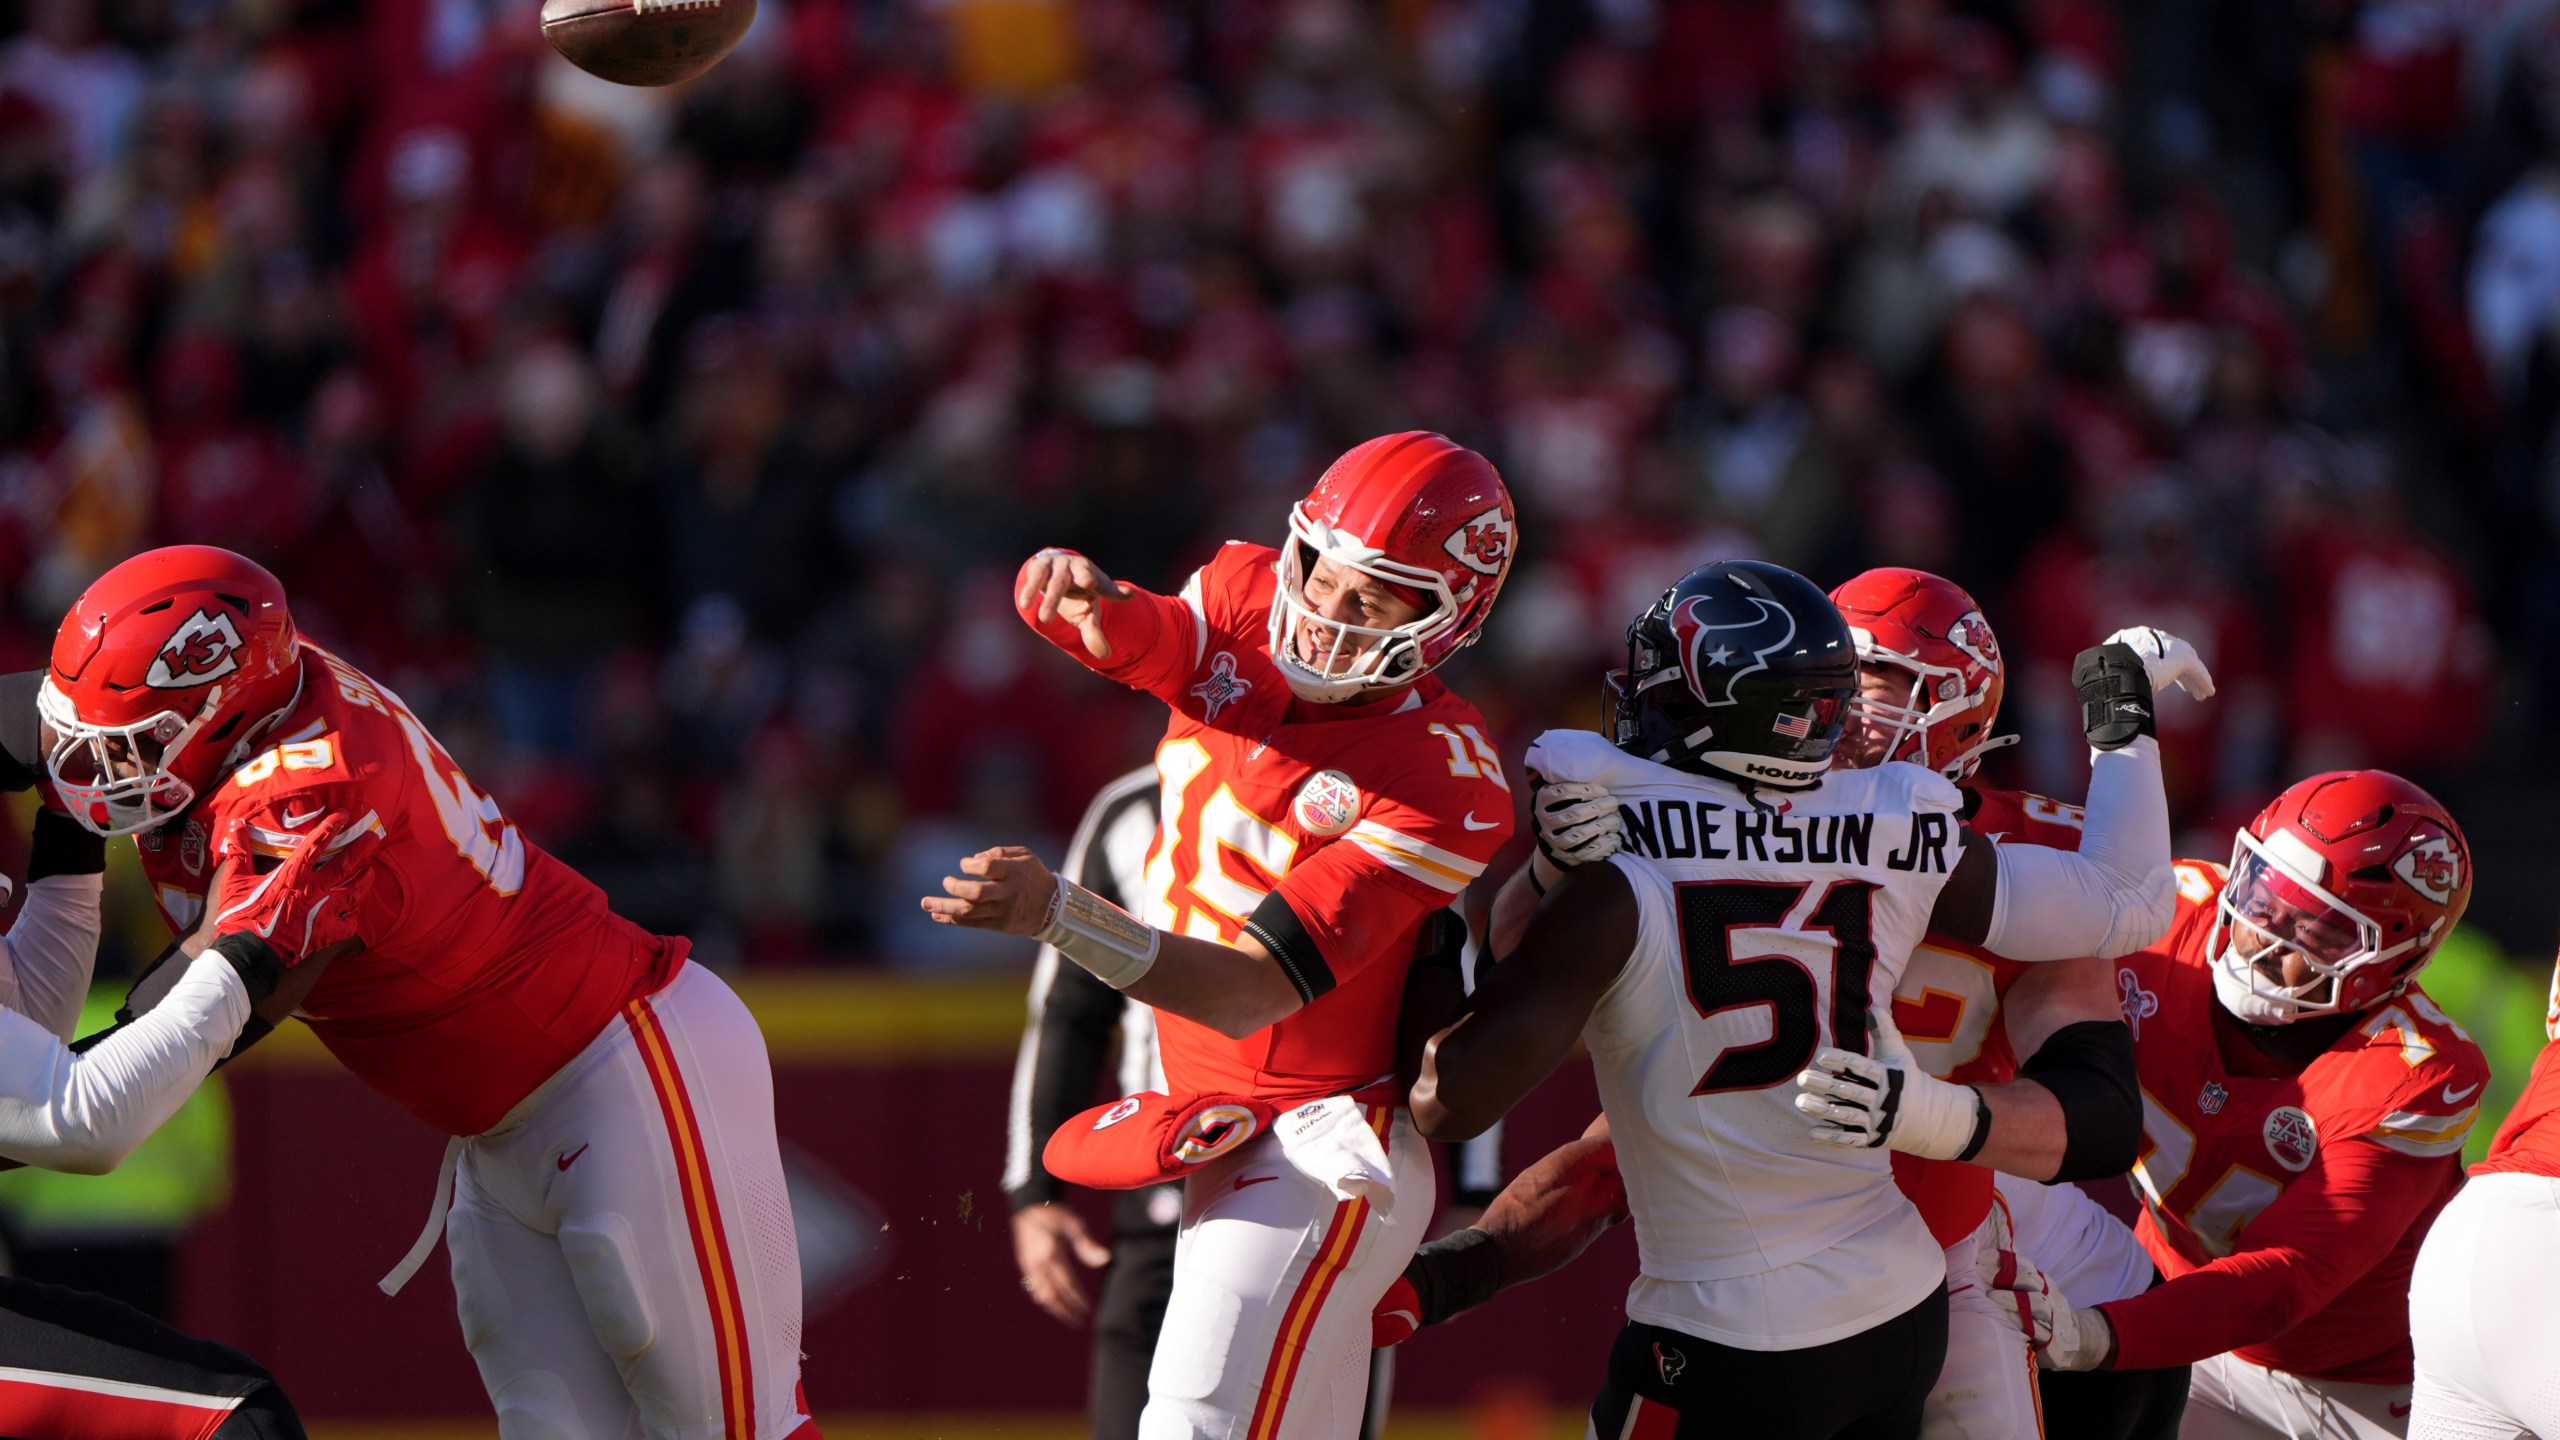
(446, 1209, 516, 1357)
(1146, 1279, 1244, 1404)
(559, 1216, 658, 1361)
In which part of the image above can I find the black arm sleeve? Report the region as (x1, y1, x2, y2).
(0, 669, 38, 792)
(2018, 1018, 2143, 1182)
(1008, 958, 1134, 1212)
(1005, 771, 1161, 1213)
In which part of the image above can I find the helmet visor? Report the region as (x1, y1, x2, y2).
(2216, 832, 2386, 1015)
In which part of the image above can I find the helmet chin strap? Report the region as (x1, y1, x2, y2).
(1938, 731, 2020, 782)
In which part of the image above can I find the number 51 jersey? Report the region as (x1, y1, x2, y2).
(134, 645, 687, 1136)
(1526, 728, 1966, 1350)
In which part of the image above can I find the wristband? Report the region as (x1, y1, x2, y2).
(208, 931, 287, 1007)
(27, 806, 104, 880)
(1035, 874, 1162, 989)
(1952, 1087, 1994, 1163)
(1405, 1226, 1505, 1326)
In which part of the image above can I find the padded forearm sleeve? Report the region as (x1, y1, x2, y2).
(1982, 737, 2173, 961)
(2018, 1019, 2142, 1181)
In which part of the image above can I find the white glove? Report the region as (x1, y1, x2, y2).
(1975, 1198, 2060, 1352)
(2032, 1290, 2115, 1372)
(2102, 626, 2216, 702)
(1975, 1207, 2112, 1370)
(1533, 778, 1623, 865)
(1528, 776, 1622, 891)
(1794, 1005, 1989, 1159)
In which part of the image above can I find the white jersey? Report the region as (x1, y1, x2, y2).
(1527, 728, 1964, 1350)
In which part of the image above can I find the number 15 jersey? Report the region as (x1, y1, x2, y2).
(1019, 542, 1515, 1104)
(1526, 728, 1966, 1350)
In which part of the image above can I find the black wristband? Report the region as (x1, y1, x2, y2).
(2072, 642, 2156, 750)
(1952, 1088, 1995, 1163)
(27, 807, 106, 881)
(2020, 1019, 2143, 1181)
(208, 931, 287, 1008)
(1404, 1226, 1506, 1327)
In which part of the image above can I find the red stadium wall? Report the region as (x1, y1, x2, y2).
(173, 975, 1637, 1419)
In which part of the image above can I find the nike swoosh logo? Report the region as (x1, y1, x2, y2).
(1380, 1307, 1418, 1328)
(1233, 1174, 1279, 1191)
(2390, 1404, 2411, 1418)
(279, 809, 319, 828)
(1462, 813, 1500, 831)
(557, 1144, 590, 1172)
(2442, 1082, 2481, 1104)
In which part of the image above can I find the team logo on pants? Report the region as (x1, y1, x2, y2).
(1653, 1342, 1686, 1386)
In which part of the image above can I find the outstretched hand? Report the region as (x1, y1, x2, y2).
(1016, 549, 1132, 661)
(921, 847, 1059, 935)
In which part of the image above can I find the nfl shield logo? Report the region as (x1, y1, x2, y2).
(2198, 1081, 2228, 1115)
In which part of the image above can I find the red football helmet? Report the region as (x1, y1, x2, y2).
(40, 546, 305, 836)
(2211, 770, 2472, 1024)
(1829, 567, 2013, 781)
(1267, 432, 1516, 701)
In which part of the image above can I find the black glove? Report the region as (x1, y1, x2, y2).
(2072, 642, 2156, 750)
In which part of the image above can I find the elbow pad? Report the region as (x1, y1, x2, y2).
(2019, 1020, 2141, 1182)
(1984, 842, 2176, 961)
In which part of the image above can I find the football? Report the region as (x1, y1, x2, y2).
(539, 0, 756, 87)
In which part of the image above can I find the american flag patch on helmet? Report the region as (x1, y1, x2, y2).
(1772, 710, 1813, 738)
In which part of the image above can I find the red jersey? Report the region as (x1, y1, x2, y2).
(1020, 543, 1514, 1103)
(136, 646, 686, 1135)
(1891, 786, 2092, 1245)
(2472, 955, 2560, 1179)
(2098, 861, 2485, 1382)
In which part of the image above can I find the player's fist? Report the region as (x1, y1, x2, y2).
(1015, 548, 1131, 660)
(922, 847, 1060, 934)
(1372, 1274, 1424, 1347)
(1794, 1005, 1988, 1160)
(212, 811, 381, 964)
(2101, 626, 2215, 702)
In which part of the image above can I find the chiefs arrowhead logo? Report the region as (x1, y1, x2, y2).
(1443, 506, 1513, 576)
(145, 609, 244, 689)
(2392, 832, 2463, 904)
(1944, 609, 2002, 675)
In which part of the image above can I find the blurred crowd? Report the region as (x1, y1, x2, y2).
(0, 0, 2551, 968)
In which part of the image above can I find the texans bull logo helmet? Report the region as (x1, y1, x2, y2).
(1610, 560, 1857, 789)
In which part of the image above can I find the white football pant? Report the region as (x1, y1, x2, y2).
(1140, 1104, 1430, 1440)
(446, 961, 816, 1440)
(2182, 1353, 2410, 1440)
(1925, 1197, 2043, 1440)
(2409, 1171, 2560, 1440)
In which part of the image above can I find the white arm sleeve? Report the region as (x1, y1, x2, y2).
(0, 874, 107, 1042)
(1981, 736, 2176, 961)
(0, 952, 248, 1175)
